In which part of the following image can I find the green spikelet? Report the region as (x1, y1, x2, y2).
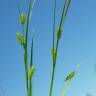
(17, 32, 25, 46)
(65, 70, 75, 81)
(56, 27, 62, 41)
(65, 64, 80, 81)
(28, 65, 35, 80)
(52, 48, 56, 63)
(20, 12, 25, 25)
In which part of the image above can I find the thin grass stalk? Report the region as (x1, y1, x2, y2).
(59, 0, 67, 30)
(24, 50, 28, 96)
(17, 0, 35, 96)
(49, 64, 56, 96)
(24, 0, 33, 96)
(29, 35, 34, 96)
(64, 0, 71, 17)
(61, 0, 71, 28)
(49, 0, 71, 96)
(56, 0, 71, 62)
(22, 26, 24, 38)
(49, 0, 57, 96)
(52, 0, 57, 51)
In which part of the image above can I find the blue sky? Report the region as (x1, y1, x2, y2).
(0, 0, 96, 96)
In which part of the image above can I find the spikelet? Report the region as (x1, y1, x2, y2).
(56, 27, 62, 41)
(65, 64, 80, 81)
(52, 48, 56, 63)
(17, 32, 25, 46)
(20, 12, 25, 25)
(28, 65, 35, 80)
(65, 71, 75, 81)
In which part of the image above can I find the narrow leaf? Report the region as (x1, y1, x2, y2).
(64, 0, 71, 16)
(29, 0, 36, 22)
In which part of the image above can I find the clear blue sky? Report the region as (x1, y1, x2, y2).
(0, 0, 96, 96)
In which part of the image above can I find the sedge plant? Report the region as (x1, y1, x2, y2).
(16, 0, 36, 96)
(49, 0, 80, 96)
(16, 0, 79, 96)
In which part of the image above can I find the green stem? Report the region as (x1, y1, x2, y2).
(49, 64, 56, 96)
(49, 0, 57, 96)
(49, 0, 71, 96)
(49, 32, 59, 96)
(25, 0, 33, 96)
(59, 0, 71, 29)
(59, 0, 67, 29)
(24, 49, 28, 96)
(22, 25, 24, 38)
(25, 0, 32, 48)
(30, 80, 32, 96)
(29, 35, 34, 96)
(52, 0, 57, 50)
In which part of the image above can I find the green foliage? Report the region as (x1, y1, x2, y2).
(16, 0, 79, 96)
(17, 0, 36, 96)
(16, 32, 25, 46)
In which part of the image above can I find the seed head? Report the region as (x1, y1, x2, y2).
(52, 48, 56, 63)
(28, 65, 35, 80)
(56, 27, 62, 41)
(20, 12, 25, 25)
(16, 32, 25, 46)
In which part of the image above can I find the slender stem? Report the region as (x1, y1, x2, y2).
(25, 0, 32, 48)
(49, 0, 57, 96)
(64, 0, 71, 17)
(49, 31, 59, 96)
(25, 0, 33, 96)
(59, 0, 67, 29)
(52, 0, 57, 50)
(29, 35, 34, 96)
(49, 0, 71, 96)
(30, 80, 32, 96)
(59, 0, 71, 29)
(49, 64, 56, 96)
(22, 25, 24, 38)
(24, 49, 28, 96)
